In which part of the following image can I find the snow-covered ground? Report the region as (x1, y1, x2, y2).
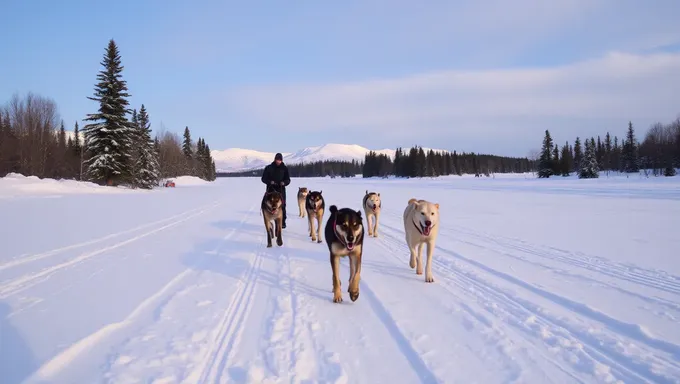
(1, 173, 679, 383)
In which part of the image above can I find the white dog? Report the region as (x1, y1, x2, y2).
(402, 198, 440, 283)
(362, 190, 381, 237)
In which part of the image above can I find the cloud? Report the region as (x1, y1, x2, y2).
(224, 52, 680, 141)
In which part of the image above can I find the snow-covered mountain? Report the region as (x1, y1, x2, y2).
(211, 143, 400, 172)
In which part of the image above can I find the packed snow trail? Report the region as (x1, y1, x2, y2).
(1, 174, 679, 383)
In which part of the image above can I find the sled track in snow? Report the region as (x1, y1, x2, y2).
(0, 199, 227, 299)
(25, 202, 258, 383)
(376, 222, 680, 383)
(0, 198, 228, 272)
(185, 241, 265, 383)
(449, 224, 680, 296)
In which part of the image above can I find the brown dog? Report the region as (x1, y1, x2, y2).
(262, 191, 284, 247)
(297, 187, 309, 217)
(324, 205, 365, 303)
(305, 190, 325, 243)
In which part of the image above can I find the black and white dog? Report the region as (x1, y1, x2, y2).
(324, 205, 364, 303)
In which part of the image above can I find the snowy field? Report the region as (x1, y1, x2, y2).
(1, 172, 679, 384)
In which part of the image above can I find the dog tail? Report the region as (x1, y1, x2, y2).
(329, 205, 338, 214)
(407, 198, 418, 205)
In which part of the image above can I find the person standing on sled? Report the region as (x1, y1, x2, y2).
(262, 153, 291, 228)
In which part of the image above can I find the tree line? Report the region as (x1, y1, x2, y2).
(219, 159, 362, 178)
(537, 117, 680, 179)
(0, 39, 216, 187)
(362, 147, 535, 178)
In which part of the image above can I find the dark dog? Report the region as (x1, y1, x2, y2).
(261, 191, 284, 247)
(324, 205, 364, 303)
(305, 190, 325, 243)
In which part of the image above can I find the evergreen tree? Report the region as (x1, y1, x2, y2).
(579, 138, 599, 178)
(538, 130, 554, 178)
(559, 142, 572, 176)
(551, 143, 560, 175)
(134, 104, 160, 188)
(82, 39, 135, 186)
(573, 137, 583, 173)
(604, 132, 612, 174)
(621, 121, 639, 173)
(182, 126, 193, 175)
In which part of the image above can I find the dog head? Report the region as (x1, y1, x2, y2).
(410, 199, 439, 236)
(364, 190, 381, 212)
(264, 191, 283, 213)
(329, 205, 363, 251)
(307, 190, 323, 210)
(297, 187, 308, 198)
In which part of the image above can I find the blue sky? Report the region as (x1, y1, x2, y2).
(1, 0, 680, 157)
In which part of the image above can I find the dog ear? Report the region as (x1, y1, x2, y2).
(434, 203, 439, 209)
(407, 198, 418, 205)
(357, 210, 362, 218)
(319, 190, 322, 194)
(365, 190, 368, 195)
(377, 193, 380, 196)
(329, 205, 337, 214)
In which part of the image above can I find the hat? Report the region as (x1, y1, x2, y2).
(275, 153, 283, 161)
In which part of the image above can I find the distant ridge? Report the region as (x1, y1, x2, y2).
(210, 143, 448, 172)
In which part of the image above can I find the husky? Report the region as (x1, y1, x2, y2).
(324, 205, 364, 303)
(305, 190, 325, 243)
(261, 190, 284, 247)
(297, 187, 309, 217)
(362, 190, 381, 237)
(403, 198, 440, 283)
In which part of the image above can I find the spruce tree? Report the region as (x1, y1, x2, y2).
(573, 137, 583, 174)
(134, 104, 160, 188)
(551, 143, 560, 176)
(82, 39, 135, 186)
(560, 142, 571, 176)
(604, 132, 612, 174)
(579, 138, 599, 179)
(182, 126, 193, 175)
(538, 130, 554, 178)
(621, 121, 639, 173)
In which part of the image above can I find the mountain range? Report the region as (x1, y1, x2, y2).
(210, 143, 447, 172)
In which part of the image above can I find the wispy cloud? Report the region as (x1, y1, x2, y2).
(223, 52, 680, 154)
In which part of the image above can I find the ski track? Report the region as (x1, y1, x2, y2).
(0, 199, 226, 272)
(376, 220, 680, 383)
(260, 246, 347, 384)
(0, 199, 226, 299)
(24, 202, 258, 384)
(184, 242, 265, 384)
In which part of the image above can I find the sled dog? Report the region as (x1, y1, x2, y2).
(403, 198, 440, 282)
(324, 205, 364, 303)
(305, 190, 325, 243)
(261, 191, 284, 247)
(362, 190, 381, 237)
(297, 187, 309, 217)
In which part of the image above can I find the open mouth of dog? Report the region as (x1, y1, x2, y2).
(421, 223, 432, 236)
(372, 204, 378, 212)
(346, 240, 355, 251)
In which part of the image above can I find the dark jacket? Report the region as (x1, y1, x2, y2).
(261, 161, 291, 197)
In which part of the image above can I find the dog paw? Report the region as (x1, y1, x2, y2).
(333, 292, 343, 303)
(277, 239, 283, 246)
(317, 239, 322, 243)
(349, 290, 359, 302)
(425, 275, 435, 283)
(409, 258, 416, 269)
(267, 243, 272, 248)
(416, 269, 423, 275)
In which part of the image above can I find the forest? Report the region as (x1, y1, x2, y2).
(0, 39, 216, 188)
(536, 118, 680, 179)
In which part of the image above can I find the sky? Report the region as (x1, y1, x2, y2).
(1, 0, 680, 157)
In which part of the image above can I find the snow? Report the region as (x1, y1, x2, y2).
(1, 172, 679, 383)
(168, 176, 213, 187)
(0, 173, 135, 199)
(210, 143, 447, 172)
